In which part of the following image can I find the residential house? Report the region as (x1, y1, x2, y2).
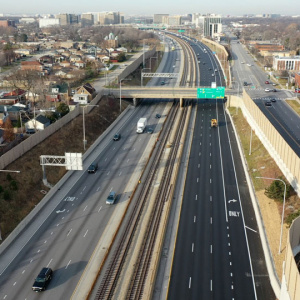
(74, 60, 86, 68)
(25, 114, 51, 132)
(14, 49, 33, 56)
(70, 54, 82, 63)
(72, 83, 96, 104)
(46, 83, 70, 102)
(54, 67, 76, 79)
(0, 105, 23, 124)
(0, 89, 26, 105)
(21, 61, 43, 71)
(60, 60, 71, 68)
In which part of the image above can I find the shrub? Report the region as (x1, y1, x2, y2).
(10, 180, 18, 191)
(3, 190, 10, 201)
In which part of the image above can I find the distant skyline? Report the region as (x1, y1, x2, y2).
(0, 0, 299, 17)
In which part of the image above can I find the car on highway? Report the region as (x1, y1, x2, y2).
(106, 191, 117, 205)
(271, 98, 276, 102)
(272, 89, 277, 92)
(241, 61, 245, 64)
(243, 82, 248, 86)
(265, 101, 272, 107)
(155, 114, 161, 119)
(265, 88, 271, 92)
(265, 81, 270, 84)
(247, 63, 251, 66)
(113, 133, 121, 141)
(32, 267, 53, 292)
(88, 162, 98, 173)
(160, 81, 165, 85)
(147, 127, 154, 134)
(212, 74, 215, 76)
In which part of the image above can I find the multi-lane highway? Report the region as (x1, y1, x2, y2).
(230, 36, 300, 156)
(0, 31, 281, 300)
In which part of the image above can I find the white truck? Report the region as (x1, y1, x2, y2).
(136, 117, 147, 133)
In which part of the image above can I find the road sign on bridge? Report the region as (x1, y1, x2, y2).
(197, 87, 225, 99)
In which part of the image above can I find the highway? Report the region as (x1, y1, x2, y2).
(155, 35, 274, 300)
(230, 35, 300, 156)
(0, 32, 278, 300)
(0, 38, 179, 300)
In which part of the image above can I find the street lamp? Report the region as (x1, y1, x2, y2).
(82, 104, 99, 151)
(256, 176, 287, 254)
(0, 170, 21, 173)
(141, 68, 150, 87)
(119, 78, 131, 113)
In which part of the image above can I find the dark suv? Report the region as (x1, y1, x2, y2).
(88, 163, 98, 173)
(32, 267, 53, 292)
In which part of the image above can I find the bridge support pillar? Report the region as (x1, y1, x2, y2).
(133, 98, 137, 106)
(180, 97, 183, 107)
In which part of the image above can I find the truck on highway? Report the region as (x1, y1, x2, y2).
(136, 117, 147, 133)
(211, 119, 218, 127)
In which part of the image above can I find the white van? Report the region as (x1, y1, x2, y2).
(106, 191, 117, 205)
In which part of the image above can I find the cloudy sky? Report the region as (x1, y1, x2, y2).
(1, 0, 299, 16)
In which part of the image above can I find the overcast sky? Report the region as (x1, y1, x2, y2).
(1, 0, 299, 16)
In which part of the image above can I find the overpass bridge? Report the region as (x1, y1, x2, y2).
(103, 86, 235, 106)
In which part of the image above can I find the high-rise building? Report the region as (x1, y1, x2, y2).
(81, 13, 94, 27)
(97, 11, 123, 25)
(153, 14, 169, 24)
(193, 14, 222, 39)
(56, 13, 70, 26)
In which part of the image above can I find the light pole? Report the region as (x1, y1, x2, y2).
(141, 68, 150, 87)
(119, 78, 131, 113)
(256, 176, 287, 254)
(0, 170, 21, 173)
(82, 104, 99, 151)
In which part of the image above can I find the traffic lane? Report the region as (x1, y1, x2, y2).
(168, 103, 214, 299)
(225, 115, 275, 299)
(0, 106, 161, 298)
(218, 103, 257, 298)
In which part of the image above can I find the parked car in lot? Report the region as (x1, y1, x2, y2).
(113, 133, 121, 141)
(88, 163, 98, 173)
(32, 268, 53, 292)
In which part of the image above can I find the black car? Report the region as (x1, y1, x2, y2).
(88, 163, 98, 173)
(32, 267, 53, 292)
(155, 114, 161, 119)
(271, 98, 276, 102)
(113, 133, 121, 141)
(147, 127, 154, 134)
(265, 101, 272, 107)
(243, 81, 247, 86)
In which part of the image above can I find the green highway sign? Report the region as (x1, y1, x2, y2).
(197, 87, 225, 99)
(178, 29, 185, 33)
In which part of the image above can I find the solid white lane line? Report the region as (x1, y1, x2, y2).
(47, 259, 53, 267)
(66, 260, 71, 269)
